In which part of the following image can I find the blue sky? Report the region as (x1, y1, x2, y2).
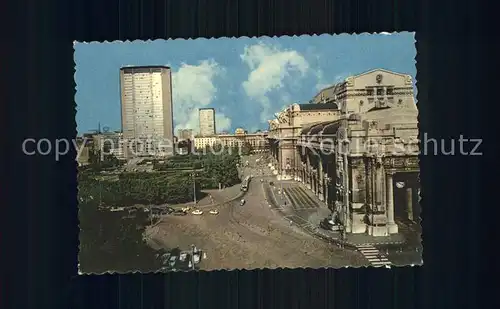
(75, 32, 416, 135)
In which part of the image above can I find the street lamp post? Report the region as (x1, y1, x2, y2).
(339, 223, 345, 248)
(343, 142, 349, 231)
(191, 244, 195, 270)
(341, 102, 350, 233)
(192, 172, 197, 205)
(278, 140, 284, 198)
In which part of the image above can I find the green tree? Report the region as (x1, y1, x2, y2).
(240, 142, 253, 156)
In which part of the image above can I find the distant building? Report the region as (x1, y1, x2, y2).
(120, 65, 175, 157)
(177, 128, 193, 141)
(198, 108, 216, 136)
(75, 136, 91, 166)
(93, 132, 126, 160)
(193, 128, 268, 153)
(218, 129, 268, 153)
(76, 132, 127, 164)
(193, 135, 219, 150)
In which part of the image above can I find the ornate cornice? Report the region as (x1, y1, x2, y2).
(383, 156, 419, 169)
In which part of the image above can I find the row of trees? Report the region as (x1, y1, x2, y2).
(79, 173, 202, 206)
(151, 148, 242, 189)
(199, 151, 240, 189)
(154, 161, 203, 170)
(78, 145, 243, 206)
(77, 147, 245, 273)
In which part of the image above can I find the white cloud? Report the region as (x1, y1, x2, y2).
(240, 43, 309, 122)
(172, 60, 232, 133)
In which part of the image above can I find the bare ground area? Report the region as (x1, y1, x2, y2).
(170, 184, 243, 209)
(147, 190, 367, 270)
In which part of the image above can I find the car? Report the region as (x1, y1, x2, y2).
(173, 210, 187, 216)
(193, 253, 200, 264)
(160, 253, 171, 265)
(320, 218, 339, 231)
(182, 207, 192, 212)
(191, 209, 203, 215)
(168, 256, 177, 267)
(209, 209, 219, 215)
(179, 252, 188, 261)
(240, 199, 246, 206)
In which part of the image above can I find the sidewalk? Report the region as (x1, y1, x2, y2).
(298, 182, 407, 246)
(270, 180, 408, 247)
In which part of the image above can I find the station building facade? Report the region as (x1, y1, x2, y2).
(267, 69, 420, 237)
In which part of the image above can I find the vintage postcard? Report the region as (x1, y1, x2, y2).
(75, 32, 422, 274)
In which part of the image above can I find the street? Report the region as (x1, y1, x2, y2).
(146, 154, 368, 270)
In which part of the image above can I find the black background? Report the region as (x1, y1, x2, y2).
(4, 0, 489, 308)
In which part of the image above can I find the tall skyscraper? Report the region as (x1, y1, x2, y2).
(198, 108, 216, 136)
(120, 65, 174, 156)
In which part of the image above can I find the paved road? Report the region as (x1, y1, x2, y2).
(355, 244, 391, 267)
(271, 181, 422, 266)
(148, 156, 368, 270)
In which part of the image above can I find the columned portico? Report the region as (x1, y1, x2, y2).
(317, 156, 324, 201)
(266, 69, 419, 239)
(291, 116, 419, 237)
(406, 187, 414, 222)
(386, 171, 398, 234)
(306, 153, 312, 189)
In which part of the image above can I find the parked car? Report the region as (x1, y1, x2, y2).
(191, 209, 203, 215)
(240, 199, 246, 206)
(173, 209, 187, 216)
(209, 209, 219, 215)
(320, 218, 339, 231)
(161, 253, 171, 265)
(168, 256, 177, 267)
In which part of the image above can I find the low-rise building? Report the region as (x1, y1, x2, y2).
(193, 135, 219, 150)
(193, 128, 269, 153)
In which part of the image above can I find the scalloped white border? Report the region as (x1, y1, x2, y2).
(74, 32, 422, 275)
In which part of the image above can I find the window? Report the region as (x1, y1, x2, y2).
(386, 88, 394, 95)
(377, 88, 384, 96)
(367, 88, 374, 96)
